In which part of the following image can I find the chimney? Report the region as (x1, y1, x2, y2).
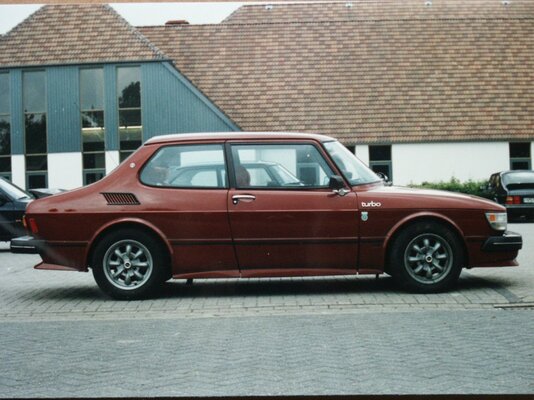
(165, 20, 189, 26)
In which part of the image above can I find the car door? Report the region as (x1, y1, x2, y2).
(227, 141, 359, 276)
(139, 143, 238, 276)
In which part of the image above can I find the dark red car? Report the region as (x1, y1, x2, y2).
(12, 133, 522, 299)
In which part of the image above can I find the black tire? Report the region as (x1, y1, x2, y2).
(388, 222, 464, 293)
(91, 229, 169, 300)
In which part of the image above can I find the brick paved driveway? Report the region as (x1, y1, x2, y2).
(0, 223, 533, 396)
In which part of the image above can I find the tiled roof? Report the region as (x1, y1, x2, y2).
(140, 0, 534, 144)
(223, 0, 534, 24)
(0, 4, 165, 68)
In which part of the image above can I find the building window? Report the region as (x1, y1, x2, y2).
(0, 73, 11, 180)
(23, 71, 47, 189)
(117, 67, 142, 162)
(344, 145, 355, 154)
(369, 145, 392, 181)
(509, 142, 531, 170)
(81, 68, 105, 185)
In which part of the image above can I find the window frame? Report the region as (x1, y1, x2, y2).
(227, 141, 337, 191)
(0, 72, 11, 180)
(117, 65, 142, 162)
(509, 142, 531, 170)
(369, 144, 393, 181)
(80, 67, 106, 185)
(22, 70, 48, 189)
(139, 143, 229, 190)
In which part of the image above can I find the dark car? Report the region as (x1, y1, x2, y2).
(0, 177, 66, 242)
(486, 170, 534, 220)
(0, 177, 33, 241)
(12, 132, 522, 300)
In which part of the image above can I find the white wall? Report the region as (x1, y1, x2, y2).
(392, 142, 510, 185)
(105, 151, 120, 175)
(11, 155, 25, 189)
(48, 152, 83, 189)
(355, 145, 369, 166)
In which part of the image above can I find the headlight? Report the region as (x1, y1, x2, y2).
(485, 212, 507, 231)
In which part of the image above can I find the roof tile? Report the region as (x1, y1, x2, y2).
(141, 2, 534, 143)
(0, 4, 165, 67)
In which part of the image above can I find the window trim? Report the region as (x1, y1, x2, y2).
(139, 143, 229, 190)
(117, 65, 142, 162)
(0, 72, 11, 178)
(22, 70, 48, 189)
(80, 67, 106, 185)
(227, 141, 337, 191)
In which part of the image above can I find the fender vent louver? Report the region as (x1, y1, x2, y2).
(101, 192, 140, 206)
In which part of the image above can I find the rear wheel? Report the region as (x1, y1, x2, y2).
(92, 229, 168, 300)
(389, 222, 464, 293)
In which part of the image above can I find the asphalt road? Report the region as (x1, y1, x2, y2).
(1, 223, 533, 397)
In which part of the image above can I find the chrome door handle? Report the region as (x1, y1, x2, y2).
(232, 194, 256, 205)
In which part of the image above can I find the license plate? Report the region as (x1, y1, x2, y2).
(523, 198, 534, 203)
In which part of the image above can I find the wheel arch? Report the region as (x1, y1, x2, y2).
(383, 212, 469, 273)
(85, 218, 173, 270)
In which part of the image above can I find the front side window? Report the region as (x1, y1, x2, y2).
(231, 143, 334, 189)
(140, 144, 226, 188)
(0, 73, 11, 179)
(323, 141, 380, 186)
(117, 67, 141, 162)
(81, 68, 106, 185)
(23, 71, 47, 189)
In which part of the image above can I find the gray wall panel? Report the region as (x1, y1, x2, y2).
(104, 65, 118, 150)
(47, 66, 81, 153)
(141, 62, 239, 140)
(9, 70, 23, 155)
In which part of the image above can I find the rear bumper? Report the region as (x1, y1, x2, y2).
(10, 235, 43, 254)
(481, 231, 523, 252)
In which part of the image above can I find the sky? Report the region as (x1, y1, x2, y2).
(0, 2, 246, 34)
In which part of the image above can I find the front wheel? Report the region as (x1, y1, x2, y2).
(389, 222, 464, 293)
(92, 229, 168, 300)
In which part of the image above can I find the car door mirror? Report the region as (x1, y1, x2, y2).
(329, 175, 344, 190)
(375, 172, 392, 186)
(329, 175, 349, 196)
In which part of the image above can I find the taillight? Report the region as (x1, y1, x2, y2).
(22, 215, 27, 229)
(505, 196, 521, 205)
(28, 218, 39, 234)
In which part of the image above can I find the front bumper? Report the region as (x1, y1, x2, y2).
(10, 235, 43, 254)
(481, 231, 523, 252)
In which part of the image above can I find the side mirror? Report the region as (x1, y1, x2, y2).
(329, 175, 349, 196)
(376, 172, 392, 186)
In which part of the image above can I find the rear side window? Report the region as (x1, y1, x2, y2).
(140, 144, 227, 188)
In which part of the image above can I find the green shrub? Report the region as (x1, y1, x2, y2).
(408, 177, 491, 199)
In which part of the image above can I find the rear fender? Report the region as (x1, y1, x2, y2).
(85, 217, 173, 267)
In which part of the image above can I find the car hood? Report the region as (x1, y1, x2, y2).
(357, 184, 503, 211)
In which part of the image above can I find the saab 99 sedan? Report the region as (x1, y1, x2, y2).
(12, 133, 522, 299)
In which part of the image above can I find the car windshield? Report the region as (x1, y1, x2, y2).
(0, 177, 33, 200)
(323, 141, 381, 185)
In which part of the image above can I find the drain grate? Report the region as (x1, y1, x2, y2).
(494, 302, 534, 309)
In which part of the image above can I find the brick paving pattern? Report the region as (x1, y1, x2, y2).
(0, 223, 533, 396)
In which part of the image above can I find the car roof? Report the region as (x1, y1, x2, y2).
(145, 132, 335, 146)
